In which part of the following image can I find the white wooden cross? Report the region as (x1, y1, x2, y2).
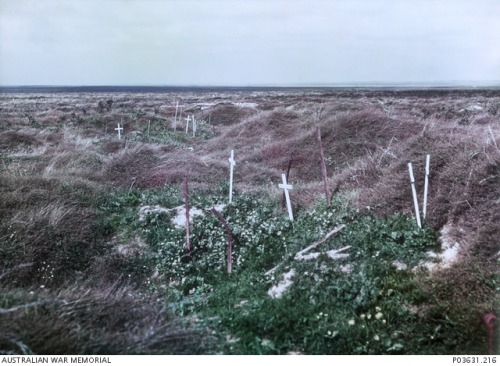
(279, 173, 294, 221)
(228, 150, 235, 203)
(115, 123, 123, 140)
(408, 162, 422, 228)
(185, 115, 191, 133)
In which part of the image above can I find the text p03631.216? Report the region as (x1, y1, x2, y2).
(452, 357, 496, 364)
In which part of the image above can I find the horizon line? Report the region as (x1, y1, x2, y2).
(1, 82, 500, 91)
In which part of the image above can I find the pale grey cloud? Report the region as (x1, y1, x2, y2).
(1, 0, 499, 85)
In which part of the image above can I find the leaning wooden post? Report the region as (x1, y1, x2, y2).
(147, 119, 151, 136)
(228, 150, 235, 203)
(184, 177, 191, 256)
(408, 162, 422, 228)
(279, 173, 294, 221)
(282, 157, 293, 209)
(316, 125, 331, 206)
(423, 154, 430, 220)
(192, 116, 197, 137)
(174, 101, 179, 131)
(211, 208, 233, 274)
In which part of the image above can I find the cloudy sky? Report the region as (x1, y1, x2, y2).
(1, 0, 499, 86)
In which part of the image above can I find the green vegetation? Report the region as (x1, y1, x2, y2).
(98, 186, 494, 354)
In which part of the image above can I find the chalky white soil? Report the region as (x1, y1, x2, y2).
(139, 204, 226, 228)
(421, 223, 461, 270)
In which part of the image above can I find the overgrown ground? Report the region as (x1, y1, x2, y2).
(0, 88, 498, 355)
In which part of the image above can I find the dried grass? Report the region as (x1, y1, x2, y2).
(0, 173, 107, 288)
(0, 284, 215, 354)
(208, 103, 257, 126)
(101, 144, 161, 188)
(0, 130, 42, 152)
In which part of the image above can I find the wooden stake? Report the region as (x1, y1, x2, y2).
(294, 224, 346, 260)
(316, 126, 331, 206)
(228, 150, 235, 203)
(279, 173, 294, 221)
(282, 158, 293, 209)
(423, 154, 430, 219)
(174, 101, 179, 131)
(408, 162, 422, 228)
(184, 177, 191, 256)
(210, 208, 234, 274)
(185, 115, 191, 134)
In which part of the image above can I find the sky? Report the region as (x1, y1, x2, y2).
(1, 0, 499, 86)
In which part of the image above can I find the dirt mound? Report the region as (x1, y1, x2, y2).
(102, 144, 162, 188)
(205, 108, 315, 181)
(144, 152, 228, 187)
(318, 108, 424, 171)
(208, 103, 257, 126)
(214, 108, 304, 147)
(0, 130, 42, 152)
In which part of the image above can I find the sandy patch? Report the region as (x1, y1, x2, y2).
(138, 205, 171, 221)
(268, 269, 295, 299)
(233, 102, 258, 108)
(420, 223, 461, 270)
(139, 203, 226, 228)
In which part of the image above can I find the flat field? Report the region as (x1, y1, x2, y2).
(0, 88, 498, 355)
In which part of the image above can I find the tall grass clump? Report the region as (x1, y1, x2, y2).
(0, 284, 216, 355)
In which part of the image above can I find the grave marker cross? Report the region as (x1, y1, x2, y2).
(279, 173, 294, 221)
(115, 123, 123, 140)
(185, 115, 191, 133)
